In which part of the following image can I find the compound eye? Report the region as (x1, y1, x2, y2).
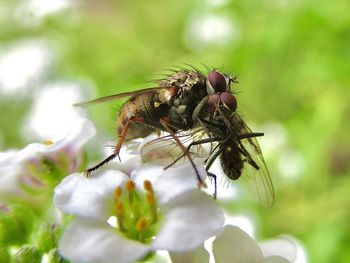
(206, 94, 220, 112)
(208, 71, 227, 93)
(220, 92, 237, 112)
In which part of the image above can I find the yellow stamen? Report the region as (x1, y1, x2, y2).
(114, 186, 122, 201)
(125, 180, 135, 204)
(146, 192, 156, 205)
(136, 217, 148, 242)
(136, 217, 148, 232)
(125, 180, 136, 192)
(42, 140, 54, 146)
(115, 202, 126, 232)
(143, 180, 153, 193)
(146, 192, 158, 223)
(116, 202, 124, 216)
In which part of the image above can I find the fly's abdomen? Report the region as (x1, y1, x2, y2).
(220, 143, 244, 181)
(116, 92, 170, 140)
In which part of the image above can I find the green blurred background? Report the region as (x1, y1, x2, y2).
(1, 0, 349, 262)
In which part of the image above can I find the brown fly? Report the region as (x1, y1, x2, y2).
(74, 68, 237, 187)
(142, 75, 275, 207)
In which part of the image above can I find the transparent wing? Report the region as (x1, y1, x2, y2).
(238, 119, 275, 208)
(73, 86, 167, 107)
(140, 129, 209, 167)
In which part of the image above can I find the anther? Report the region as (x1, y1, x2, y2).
(42, 140, 54, 146)
(125, 180, 136, 203)
(114, 186, 122, 201)
(125, 180, 136, 192)
(136, 217, 148, 242)
(143, 180, 154, 193)
(136, 217, 148, 231)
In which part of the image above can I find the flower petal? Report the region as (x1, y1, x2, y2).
(264, 256, 291, 263)
(132, 161, 207, 205)
(0, 167, 21, 194)
(45, 118, 96, 155)
(260, 237, 297, 262)
(169, 246, 210, 263)
(54, 170, 128, 219)
(212, 225, 264, 263)
(152, 190, 224, 252)
(59, 218, 149, 263)
(106, 155, 142, 177)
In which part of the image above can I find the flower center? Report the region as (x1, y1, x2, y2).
(42, 140, 54, 146)
(113, 180, 161, 243)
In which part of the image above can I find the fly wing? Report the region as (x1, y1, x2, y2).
(238, 119, 275, 207)
(140, 130, 209, 167)
(73, 86, 167, 107)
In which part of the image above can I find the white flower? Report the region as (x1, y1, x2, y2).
(54, 159, 225, 263)
(0, 118, 95, 196)
(212, 225, 296, 263)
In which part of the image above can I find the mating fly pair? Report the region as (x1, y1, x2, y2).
(75, 67, 275, 207)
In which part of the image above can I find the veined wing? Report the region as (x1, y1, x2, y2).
(140, 129, 209, 167)
(237, 118, 275, 208)
(73, 86, 170, 107)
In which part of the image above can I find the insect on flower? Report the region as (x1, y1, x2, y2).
(140, 69, 275, 207)
(74, 67, 235, 187)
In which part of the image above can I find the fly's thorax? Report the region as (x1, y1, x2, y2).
(157, 71, 208, 130)
(158, 70, 206, 89)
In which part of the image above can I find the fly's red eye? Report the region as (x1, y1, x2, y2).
(208, 71, 227, 93)
(206, 94, 220, 112)
(220, 92, 237, 112)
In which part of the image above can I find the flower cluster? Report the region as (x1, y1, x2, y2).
(0, 118, 300, 263)
(0, 118, 95, 200)
(54, 157, 225, 263)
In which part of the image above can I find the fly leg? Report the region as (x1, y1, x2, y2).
(207, 172, 217, 199)
(237, 142, 259, 170)
(84, 117, 145, 176)
(237, 132, 264, 140)
(160, 118, 207, 188)
(164, 137, 221, 169)
(204, 144, 228, 198)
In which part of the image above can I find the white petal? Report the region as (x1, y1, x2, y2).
(213, 225, 264, 263)
(54, 170, 128, 219)
(16, 142, 47, 163)
(0, 150, 19, 164)
(264, 256, 291, 263)
(260, 237, 297, 262)
(0, 119, 95, 168)
(0, 166, 21, 194)
(152, 190, 224, 252)
(169, 246, 210, 263)
(59, 218, 149, 263)
(132, 161, 207, 205)
(0, 150, 28, 194)
(106, 155, 142, 177)
(44, 118, 96, 155)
